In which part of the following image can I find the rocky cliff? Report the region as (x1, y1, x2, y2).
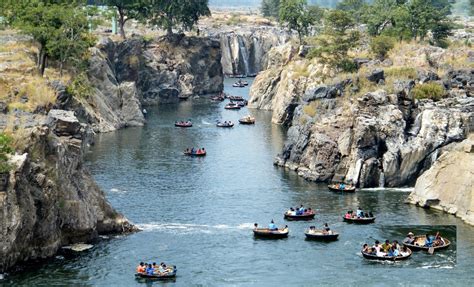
(407, 135, 474, 225)
(60, 34, 224, 132)
(0, 110, 135, 273)
(250, 42, 474, 188)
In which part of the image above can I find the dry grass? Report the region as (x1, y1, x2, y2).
(302, 101, 319, 117)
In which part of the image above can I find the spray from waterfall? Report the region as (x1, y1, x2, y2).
(379, 172, 385, 188)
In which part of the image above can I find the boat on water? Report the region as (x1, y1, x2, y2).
(228, 96, 245, 101)
(183, 148, 206, 157)
(225, 103, 241, 110)
(403, 235, 451, 251)
(135, 266, 177, 280)
(239, 116, 255, 125)
(216, 121, 234, 128)
(304, 229, 339, 241)
(328, 183, 356, 193)
(232, 82, 246, 88)
(175, 121, 192, 128)
(234, 100, 248, 107)
(253, 223, 289, 239)
(361, 249, 412, 261)
(343, 216, 376, 224)
(284, 211, 315, 221)
(211, 95, 225, 101)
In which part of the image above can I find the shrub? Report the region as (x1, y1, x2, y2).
(66, 72, 94, 99)
(0, 133, 13, 173)
(370, 35, 395, 60)
(302, 102, 318, 117)
(411, 83, 445, 101)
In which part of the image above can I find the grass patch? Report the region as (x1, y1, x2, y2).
(385, 67, 418, 80)
(412, 82, 445, 101)
(7, 78, 56, 112)
(302, 101, 319, 117)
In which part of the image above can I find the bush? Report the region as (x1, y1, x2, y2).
(66, 72, 94, 99)
(370, 35, 395, 60)
(412, 83, 445, 101)
(0, 133, 13, 173)
(302, 102, 318, 117)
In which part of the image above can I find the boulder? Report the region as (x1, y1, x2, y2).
(46, 109, 82, 137)
(367, 69, 385, 83)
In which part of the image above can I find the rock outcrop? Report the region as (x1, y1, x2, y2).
(203, 26, 290, 76)
(249, 40, 474, 187)
(0, 110, 135, 273)
(407, 135, 474, 225)
(61, 35, 224, 133)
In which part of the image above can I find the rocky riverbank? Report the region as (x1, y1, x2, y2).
(249, 42, 474, 188)
(0, 32, 224, 272)
(407, 135, 474, 225)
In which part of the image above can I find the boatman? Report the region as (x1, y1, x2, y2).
(268, 220, 278, 231)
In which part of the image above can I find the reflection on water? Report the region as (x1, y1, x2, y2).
(4, 78, 474, 286)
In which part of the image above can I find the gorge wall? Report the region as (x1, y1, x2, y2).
(60, 34, 224, 133)
(249, 43, 474, 188)
(0, 110, 136, 273)
(407, 135, 474, 225)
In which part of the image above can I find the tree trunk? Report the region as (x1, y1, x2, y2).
(166, 14, 173, 35)
(118, 7, 126, 39)
(39, 48, 47, 76)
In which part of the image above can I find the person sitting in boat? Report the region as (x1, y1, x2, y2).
(322, 223, 331, 235)
(268, 220, 278, 231)
(369, 211, 374, 218)
(434, 232, 445, 246)
(340, 183, 346, 190)
(400, 246, 410, 256)
(403, 232, 415, 245)
(381, 240, 391, 253)
(373, 240, 385, 256)
(157, 262, 168, 275)
(364, 212, 369, 218)
(388, 245, 399, 257)
(392, 240, 400, 251)
(136, 262, 146, 274)
(344, 211, 352, 219)
(287, 207, 296, 216)
(307, 208, 313, 214)
(425, 234, 434, 247)
(308, 226, 316, 234)
(146, 263, 154, 275)
(356, 207, 363, 218)
(297, 205, 304, 215)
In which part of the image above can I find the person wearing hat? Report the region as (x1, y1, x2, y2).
(403, 232, 415, 245)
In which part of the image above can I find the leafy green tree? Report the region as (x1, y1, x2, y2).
(336, 0, 367, 22)
(10, 1, 95, 76)
(279, 0, 321, 43)
(102, 0, 144, 39)
(261, 0, 281, 18)
(142, 0, 210, 36)
(308, 10, 360, 72)
(471, 0, 474, 16)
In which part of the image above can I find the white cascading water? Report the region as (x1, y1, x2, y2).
(237, 36, 250, 76)
(379, 172, 385, 188)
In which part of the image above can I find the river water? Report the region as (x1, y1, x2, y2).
(4, 78, 474, 286)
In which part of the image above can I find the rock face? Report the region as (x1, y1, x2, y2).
(407, 135, 474, 225)
(204, 27, 290, 76)
(251, 46, 474, 188)
(0, 110, 135, 273)
(61, 35, 224, 132)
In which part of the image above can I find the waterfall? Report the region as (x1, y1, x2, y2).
(379, 172, 385, 188)
(237, 36, 250, 76)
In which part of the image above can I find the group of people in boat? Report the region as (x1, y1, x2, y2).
(332, 182, 355, 190)
(362, 240, 410, 257)
(184, 147, 206, 155)
(286, 205, 313, 216)
(307, 223, 333, 235)
(136, 262, 171, 276)
(344, 208, 373, 219)
(232, 80, 248, 87)
(403, 231, 446, 247)
(175, 120, 192, 126)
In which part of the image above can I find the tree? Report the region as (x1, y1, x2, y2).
(471, 0, 474, 16)
(370, 35, 395, 59)
(336, 0, 367, 23)
(103, 0, 144, 39)
(10, 1, 95, 76)
(279, 0, 321, 43)
(261, 0, 281, 18)
(142, 0, 210, 36)
(308, 10, 360, 72)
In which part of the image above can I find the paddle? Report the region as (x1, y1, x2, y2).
(428, 246, 435, 255)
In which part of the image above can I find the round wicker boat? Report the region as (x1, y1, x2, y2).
(403, 236, 451, 251)
(328, 184, 356, 193)
(343, 216, 375, 224)
(361, 249, 412, 261)
(253, 228, 289, 239)
(135, 266, 177, 280)
(304, 230, 339, 241)
(284, 212, 315, 221)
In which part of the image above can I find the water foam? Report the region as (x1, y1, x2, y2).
(137, 222, 255, 234)
(360, 187, 414, 192)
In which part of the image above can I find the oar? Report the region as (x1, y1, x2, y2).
(428, 246, 435, 255)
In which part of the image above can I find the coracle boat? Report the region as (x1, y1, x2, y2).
(253, 225, 289, 239)
(216, 121, 234, 128)
(403, 236, 451, 251)
(328, 183, 356, 193)
(343, 216, 375, 224)
(361, 249, 412, 261)
(175, 121, 192, 128)
(284, 211, 315, 221)
(235, 100, 248, 107)
(232, 82, 246, 88)
(211, 95, 225, 101)
(224, 103, 241, 110)
(228, 96, 244, 101)
(135, 266, 177, 280)
(304, 230, 339, 241)
(184, 151, 206, 157)
(239, 116, 255, 125)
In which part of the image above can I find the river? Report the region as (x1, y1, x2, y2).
(3, 78, 474, 286)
